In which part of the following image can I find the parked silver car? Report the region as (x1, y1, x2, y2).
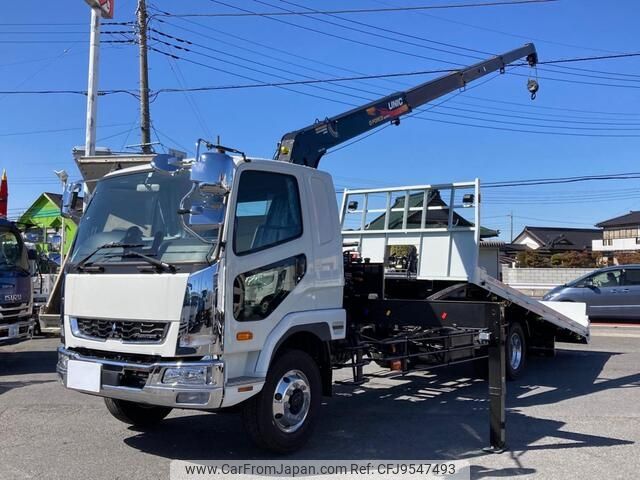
(543, 265, 640, 320)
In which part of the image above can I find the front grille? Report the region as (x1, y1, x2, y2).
(0, 305, 29, 325)
(0, 302, 25, 310)
(75, 318, 169, 343)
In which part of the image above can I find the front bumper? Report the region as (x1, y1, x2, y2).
(57, 347, 224, 409)
(0, 319, 34, 345)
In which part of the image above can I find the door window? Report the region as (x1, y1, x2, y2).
(623, 268, 640, 286)
(233, 171, 303, 255)
(590, 270, 621, 287)
(233, 255, 306, 321)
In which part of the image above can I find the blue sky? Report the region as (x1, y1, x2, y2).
(2, 0, 640, 239)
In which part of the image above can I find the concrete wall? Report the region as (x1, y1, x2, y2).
(501, 266, 595, 298)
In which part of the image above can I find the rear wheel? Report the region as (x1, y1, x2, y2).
(242, 350, 321, 453)
(104, 398, 172, 427)
(506, 322, 527, 380)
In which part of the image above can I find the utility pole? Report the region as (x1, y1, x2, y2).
(85, 6, 101, 157)
(509, 212, 514, 243)
(137, 0, 152, 153)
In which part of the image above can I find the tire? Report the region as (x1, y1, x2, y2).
(242, 349, 322, 453)
(506, 322, 527, 380)
(104, 398, 172, 427)
(33, 318, 41, 337)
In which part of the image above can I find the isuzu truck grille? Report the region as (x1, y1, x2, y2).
(75, 318, 169, 343)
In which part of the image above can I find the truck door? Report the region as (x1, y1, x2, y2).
(224, 165, 311, 361)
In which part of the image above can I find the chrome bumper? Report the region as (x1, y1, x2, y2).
(0, 319, 34, 344)
(57, 346, 224, 409)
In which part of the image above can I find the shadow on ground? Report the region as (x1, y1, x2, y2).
(0, 338, 59, 394)
(123, 347, 637, 471)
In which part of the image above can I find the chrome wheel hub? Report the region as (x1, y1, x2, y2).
(509, 331, 523, 371)
(272, 369, 311, 433)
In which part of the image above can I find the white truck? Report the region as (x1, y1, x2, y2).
(57, 44, 588, 453)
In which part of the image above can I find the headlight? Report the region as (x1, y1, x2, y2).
(162, 366, 212, 385)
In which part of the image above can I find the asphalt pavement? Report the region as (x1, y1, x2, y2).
(1, 325, 639, 480)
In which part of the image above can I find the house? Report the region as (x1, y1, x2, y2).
(17, 192, 80, 256)
(592, 211, 640, 261)
(512, 226, 600, 253)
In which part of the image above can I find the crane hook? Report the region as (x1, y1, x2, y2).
(527, 79, 539, 100)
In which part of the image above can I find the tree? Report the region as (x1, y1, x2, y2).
(550, 250, 600, 268)
(516, 250, 549, 267)
(615, 251, 640, 265)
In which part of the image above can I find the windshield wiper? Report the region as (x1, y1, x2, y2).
(122, 250, 177, 273)
(75, 242, 143, 271)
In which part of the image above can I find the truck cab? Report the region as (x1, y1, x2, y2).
(58, 152, 345, 450)
(0, 219, 33, 344)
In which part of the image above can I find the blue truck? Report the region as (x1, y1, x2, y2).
(0, 218, 33, 344)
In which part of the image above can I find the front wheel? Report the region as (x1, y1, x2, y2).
(104, 398, 172, 427)
(506, 322, 527, 380)
(242, 350, 321, 453)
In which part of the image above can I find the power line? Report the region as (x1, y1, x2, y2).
(421, 109, 640, 131)
(448, 98, 640, 122)
(463, 94, 640, 117)
(162, 0, 556, 17)
(373, 0, 625, 56)
(152, 14, 407, 92)
(270, 0, 640, 88)
(434, 104, 640, 126)
(273, 0, 490, 58)
(165, 54, 212, 136)
(0, 88, 139, 97)
(507, 69, 640, 91)
(0, 122, 130, 138)
(412, 115, 640, 137)
(148, 29, 378, 100)
(203, 0, 463, 67)
(149, 46, 362, 107)
(537, 52, 640, 65)
(152, 6, 640, 109)
(484, 172, 640, 188)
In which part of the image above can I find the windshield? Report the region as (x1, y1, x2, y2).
(0, 228, 28, 272)
(69, 169, 222, 267)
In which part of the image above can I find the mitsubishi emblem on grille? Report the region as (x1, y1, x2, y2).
(110, 322, 117, 338)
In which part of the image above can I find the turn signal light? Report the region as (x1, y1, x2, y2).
(236, 331, 253, 341)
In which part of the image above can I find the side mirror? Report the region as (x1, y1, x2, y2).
(180, 151, 235, 243)
(191, 151, 234, 195)
(150, 154, 182, 174)
(62, 182, 83, 220)
(347, 201, 359, 211)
